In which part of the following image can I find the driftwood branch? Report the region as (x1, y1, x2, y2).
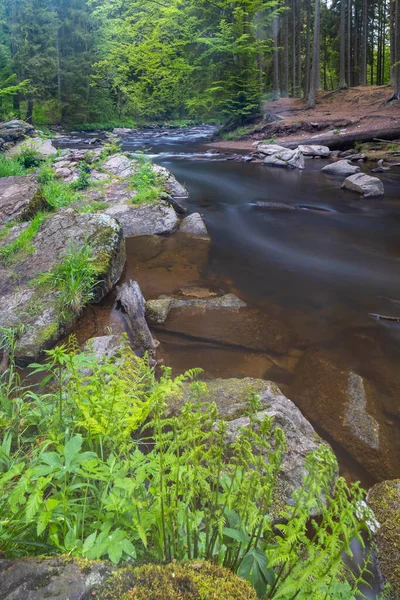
(116, 280, 156, 357)
(369, 313, 400, 322)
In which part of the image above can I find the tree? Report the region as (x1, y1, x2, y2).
(360, 0, 368, 84)
(340, 0, 348, 87)
(308, 0, 320, 107)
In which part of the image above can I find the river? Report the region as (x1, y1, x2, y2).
(59, 127, 400, 489)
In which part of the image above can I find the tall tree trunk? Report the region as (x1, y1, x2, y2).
(360, 0, 368, 84)
(25, 95, 33, 123)
(347, 0, 352, 85)
(272, 16, 280, 100)
(283, 3, 290, 96)
(393, 0, 400, 97)
(340, 0, 348, 87)
(304, 0, 311, 95)
(308, 0, 320, 107)
(390, 0, 396, 83)
(292, 0, 296, 95)
(297, 0, 302, 95)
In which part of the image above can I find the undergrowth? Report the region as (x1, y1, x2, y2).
(0, 332, 376, 599)
(130, 155, 165, 204)
(0, 212, 47, 265)
(0, 154, 26, 177)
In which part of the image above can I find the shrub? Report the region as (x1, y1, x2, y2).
(18, 148, 42, 169)
(0, 338, 375, 599)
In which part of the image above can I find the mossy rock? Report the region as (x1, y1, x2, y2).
(98, 561, 257, 600)
(368, 479, 400, 599)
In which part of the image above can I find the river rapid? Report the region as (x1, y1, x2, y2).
(59, 127, 400, 488)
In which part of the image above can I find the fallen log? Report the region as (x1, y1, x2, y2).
(281, 127, 400, 151)
(369, 313, 400, 322)
(116, 280, 156, 357)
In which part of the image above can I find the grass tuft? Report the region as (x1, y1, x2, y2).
(0, 212, 47, 265)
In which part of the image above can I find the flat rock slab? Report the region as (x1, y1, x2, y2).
(321, 160, 361, 176)
(9, 137, 57, 158)
(179, 377, 330, 510)
(0, 209, 125, 364)
(179, 213, 209, 239)
(367, 480, 400, 598)
(290, 349, 396, 480)
(263, 148, 304, 169)
(102, 153, 137, 178)
(341, 172, 384, 197)
(105, 199, 179, 237)
(298, 144, 330, 157)
(150, 299, 294, 354)
(0, 176, 39, 225)
(0, 558, 113, 600)
(146, 293, 246, 324)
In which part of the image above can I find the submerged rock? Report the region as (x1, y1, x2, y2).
(146, 293, 246, 324)
(298, 144, 330, 157)
(179, 377, 333, 510)
(0, 176, 40, 225)
(179, 212, 210, 239)
(0, 209, 126, 364)
(262, 148, 305, 170)
(290, 349, 396, 480)
(321, 160, 361, 176)
(367, 479, 400, 599)
(341, 172, 384, 197)
(84, 334, 124, 360)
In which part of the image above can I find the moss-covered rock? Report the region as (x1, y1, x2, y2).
(368, 479, 400, 599)
(98, 561, 257, 600)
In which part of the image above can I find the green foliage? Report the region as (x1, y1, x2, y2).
(129, 156, 164, 204)
(0, 338, 376, 598)
(18, 147, 42, 169)
(41, 180, 80, 210)
(0, 212, 47, 265)
(71, 165, 91, 190)
(34, 243, 99, 318)
(73, 120, 138, 132)
(0, 155, 26, 177)
(37, 164, 56, 184)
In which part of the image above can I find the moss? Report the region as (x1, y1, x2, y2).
(20, 190, 49, 221)
(368, 480, 400, 599)
(36, 322, 59, 347)
(98, 561, 257, 600)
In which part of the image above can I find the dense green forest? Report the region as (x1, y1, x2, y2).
(0, 0, 399, 126)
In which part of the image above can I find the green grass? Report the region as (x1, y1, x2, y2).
(130, 158, 165, 204)
(0, 212, 47, 265)
(0, 155, 26, 177)
(42, 180, 81, 209)
(77, 200, 109, 213)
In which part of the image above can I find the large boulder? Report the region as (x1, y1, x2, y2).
(147, 293, 294, 355)
(0, 559, 256, 600)
(0, 209, 126, 364)
(8, 137, 57, 158)
(341, 172, 384, 197)
(153, 164, 189, 198)
(102, 153, 137, 178)
(0, 176, 40, 225)
(0, 119, 34, 150)
(179, 212, 210, 239)
(290, 349, 396, 480)
(321, 160, 361, 176)
(179, 377, 333, 510)
(298, 144, 330, 157)
(367, 480, 400, 599)
(256, 143, 288, 156)
(262, 148, 304, 170)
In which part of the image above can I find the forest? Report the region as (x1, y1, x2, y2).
(0, 0, 399, 127)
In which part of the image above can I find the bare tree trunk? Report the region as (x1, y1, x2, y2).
(360, 0, 368, 84)
(283, 2, 290, 96)
(25, 95, 33, 123)
(340, 0, 348, 87)
(347, 0, 352, 85)
(292, 0, 296, 95)
(273, 16, 280, 100)
(297, 0, 302, 95)
(304, 0, 311, 96)
(393, 0, 400, 97)
(390, 0, 396, 83)
(308, 0, 320, 107)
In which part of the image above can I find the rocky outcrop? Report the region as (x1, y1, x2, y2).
(179, 212, 210, 239)
(298, 144, 330, 157)
(153, 164, 189, 197)
(178, 377, 333, 510)
(0, 119, 34, 151)
(368, 480, 400, 599)
(0, 559, 256, 600)
(290, 349, 396, 480)
(9, 137, 57, 158)
(262, 148, 305, 170)
(0, 176, 40, 225)
(321, 160, 361, 176)
(0, 210, 125, 364)
(147, 291, 294, 355)
(341, 172, 384, 197)
(102, 154, 136, 178)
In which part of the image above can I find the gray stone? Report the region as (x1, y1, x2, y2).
(113, 127, 135, 135)
(0, 176, 40, 225)
(83, 335, 124, 360)
(0, 558, 113, 600)
(256, 143, 288, 155)
(146, 293, 246, 324)
(263, 148, 305, 169)
(321, 160, 361, 176)
(9, 137, 57, 158)
(153, 164, 189, 197)
(102, 153, 137, 178)
(0, 120, 34, 149)
(179, 213, 209, 239)
(0, 209, 126, 364)
(341, 172, 384, 197)
(180, 377, 331, 509)
(298, 144, 330, 157)
(104, 200, 179, 237)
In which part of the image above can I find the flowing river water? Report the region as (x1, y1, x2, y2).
(58, 127, 400, 490)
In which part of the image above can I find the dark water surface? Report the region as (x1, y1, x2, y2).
(67, 128, 400, 488)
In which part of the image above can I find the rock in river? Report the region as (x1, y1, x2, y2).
(321, 159, 361, 176)
(179, 212, 210, 239)
(0, 209, 126, 364)
(341, 172, 384, 197)
(367, 479, 400, 599)
(290, 349, 396, 480)
(256, 143, 288, 155)
(0, 176, 40, 225)
(263, 148, 305, 170)
(146, 293, 246, 324)
(298, 144, 330, 157)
